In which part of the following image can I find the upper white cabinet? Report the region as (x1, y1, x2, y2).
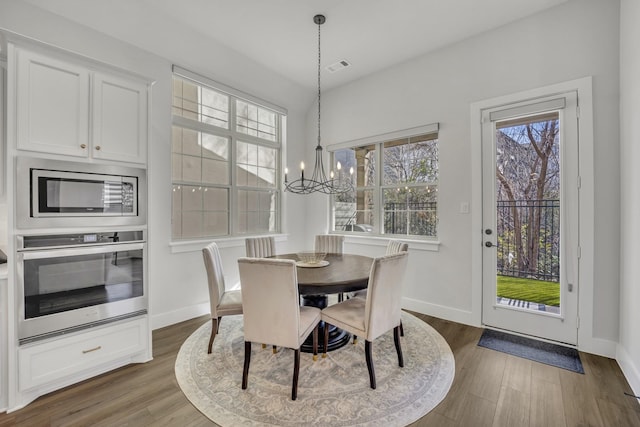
(15, 47, 148, 165)
(16, 49, 90, 158)
(92, 73, 147, 164)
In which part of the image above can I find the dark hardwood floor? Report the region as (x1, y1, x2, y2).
(0, 312, 638, 426)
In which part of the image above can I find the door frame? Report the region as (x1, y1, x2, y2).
(470, 77, 595, 350)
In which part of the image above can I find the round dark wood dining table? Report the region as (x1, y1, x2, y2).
(272, 253, 374, 352)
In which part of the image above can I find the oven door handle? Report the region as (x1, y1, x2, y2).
(18, 242, 145, 260)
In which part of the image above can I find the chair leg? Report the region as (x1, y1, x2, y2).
(208, 318, 219, 354)
(323, 323, 329, 358)
(272, 345, 278, 354)
(242, 341, 251, 390)
(365, 340, 376, 389)
(292, 349, 300, 400)
(312, 324, 319, 361)
(400, 320, 405, 337)
(353, 335, 358, 345)
(394, 326, 404, 368)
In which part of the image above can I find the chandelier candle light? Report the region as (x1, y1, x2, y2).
(284, 14, 354, 195)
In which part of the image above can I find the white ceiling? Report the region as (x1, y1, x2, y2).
(23, 0, 569, 90)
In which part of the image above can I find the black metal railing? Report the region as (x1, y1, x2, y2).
(496, 199, 559, 282)
(384, 202, 437, 236)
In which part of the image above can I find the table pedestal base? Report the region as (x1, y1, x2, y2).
(300, 294, 351, 353)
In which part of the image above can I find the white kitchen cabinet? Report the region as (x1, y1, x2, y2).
(15, 47, 148, 165)
(16, 316, 149, 408)
(92, 72, 147, 164)
(16, 49, 90, 158)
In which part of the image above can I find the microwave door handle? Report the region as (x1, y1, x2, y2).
(19, 242, 145, 260)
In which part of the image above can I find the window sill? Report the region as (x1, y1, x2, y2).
(340, 234, 440, 252)
(170, 234, 289, 254)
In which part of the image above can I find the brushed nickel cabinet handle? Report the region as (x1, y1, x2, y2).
(95, 145, 101, 151)
(82, 346, 102, 354)
(80, 144, 87, 149)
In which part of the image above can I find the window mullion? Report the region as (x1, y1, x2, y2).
(229, 99, 238, 236)
(172, 115, 234, 139)
(375, 142, 383, 234)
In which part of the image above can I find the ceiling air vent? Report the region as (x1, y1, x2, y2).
(326, 60, 351, 73)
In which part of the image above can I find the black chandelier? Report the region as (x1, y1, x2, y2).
(284, 14, 354, 195)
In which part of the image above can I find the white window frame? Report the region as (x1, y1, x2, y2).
(328, 123, 439, 239)
(171, 66, 285, 240)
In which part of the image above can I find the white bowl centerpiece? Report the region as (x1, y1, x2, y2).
(296, 251, 327, 265)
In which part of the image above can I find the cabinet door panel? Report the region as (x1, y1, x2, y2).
(17, 50, 89, 157)
(93, 73, 147, 164)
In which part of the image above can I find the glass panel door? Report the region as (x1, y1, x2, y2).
(482, 92, 579, 345)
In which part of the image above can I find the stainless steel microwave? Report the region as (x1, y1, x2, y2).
(17, 157, 147, 228)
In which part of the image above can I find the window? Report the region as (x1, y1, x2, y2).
(330, 125, 438, 238)
(171, 69, 284, 239)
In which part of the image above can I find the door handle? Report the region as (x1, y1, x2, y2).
(485, 241, 495, 248)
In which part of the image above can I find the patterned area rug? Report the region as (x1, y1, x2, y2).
(175, 311, 455, 427)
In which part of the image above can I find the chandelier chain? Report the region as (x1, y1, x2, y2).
(317, 19, 321, 147)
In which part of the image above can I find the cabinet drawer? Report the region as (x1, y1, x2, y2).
(19, 318, 147, 390)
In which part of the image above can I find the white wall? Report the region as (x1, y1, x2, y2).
(0, 1, 313, 329)
(618, 0, 640, 399)
(0, 0, 626, 358)
(313, 0, 621, 352)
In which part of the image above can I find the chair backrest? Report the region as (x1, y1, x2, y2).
(386, 240, 409, 254)
(364, 252, 409, 341)
(202, 242, 226, 317)
(245, 236, 276, 258)
(238, 258, 301, 348)
(314, 234, 344, 254)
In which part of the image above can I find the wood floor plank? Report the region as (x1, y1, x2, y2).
(457, 393, 497, 427)
(583, 352, 640, 413)
(531, 360, 561, 385)
(502, 356, 532, 393)
(558, 368, 605, 427)
(596, 397, 640, 427)
(467, 347, 507, 403)
(530, 379, 566, 427)
(0, 314, 638, 427)
(493, 386, 530, 427)
(433, 364, 477, 421)
(409, 411, 457, 427)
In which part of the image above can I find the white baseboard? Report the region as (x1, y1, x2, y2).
(617, 344, 640, 403)
(577, 335, 617, 359)
(151, 302, 210, 330)
(402, 297, 477, 327)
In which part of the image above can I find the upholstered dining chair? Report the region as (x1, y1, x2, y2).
(238, 257, 321, 400)
(202, 242, 243, 354)
(351, 239, 408, 336)
(321, 251, 409, 389)
(386, 239, 409, 255)
(315, 234, 345, 301)
(245, 236, 278, 353)
(314, 234, 344, 254)
(245, 236, 276, 258)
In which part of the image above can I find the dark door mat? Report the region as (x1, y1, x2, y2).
(478, 328, 584, 374)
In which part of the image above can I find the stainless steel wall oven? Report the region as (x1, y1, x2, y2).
(16, 230, 147, 344)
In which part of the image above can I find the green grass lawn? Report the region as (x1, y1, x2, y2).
(497, 275, 560, 306)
